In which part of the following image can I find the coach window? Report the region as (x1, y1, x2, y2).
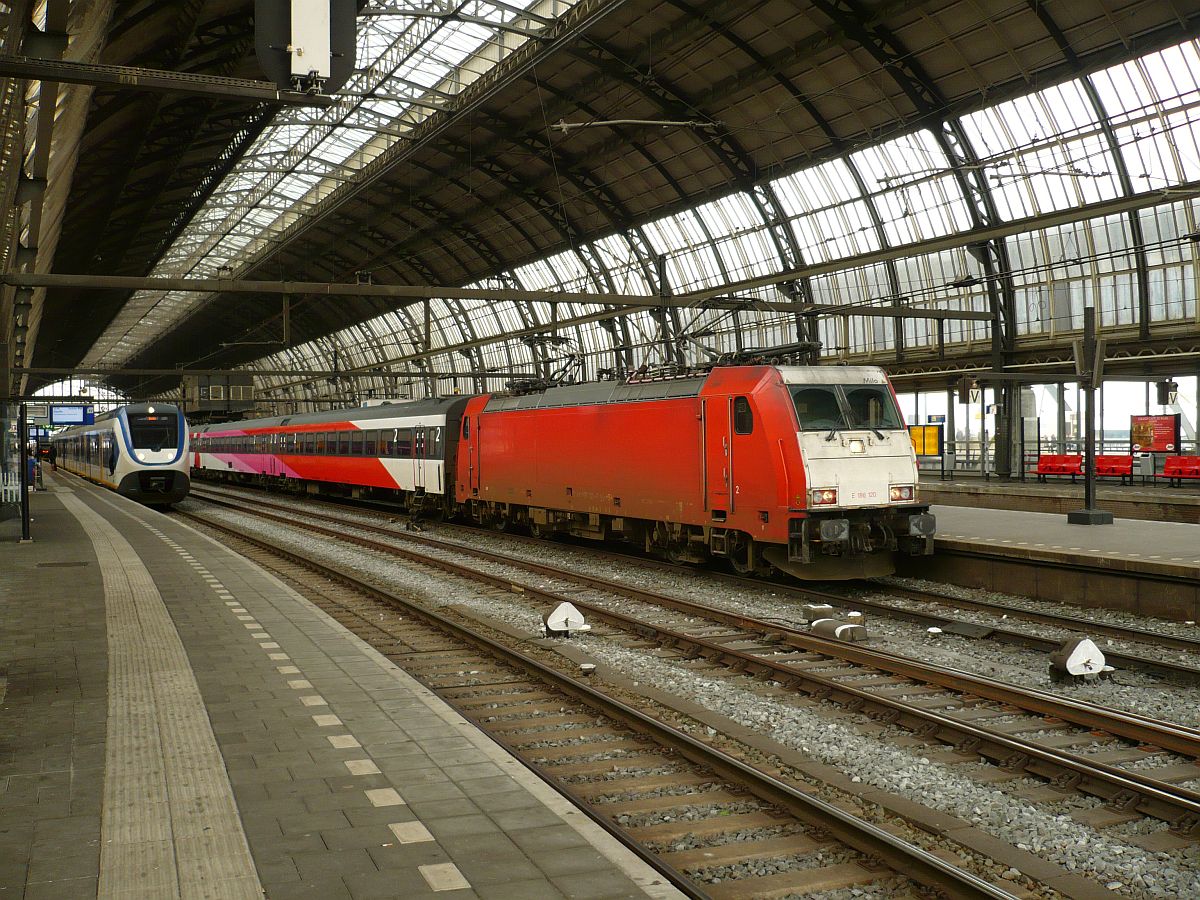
(397, 428, 413, 458)
(733, 397, 753, 434)
(313, 432, 325, 454)
(333, 431, 348, 455)
(429, 426, 444, 459)
(350, 431, 364, 456)
(363, 430, 377, 455)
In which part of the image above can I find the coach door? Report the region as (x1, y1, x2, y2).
(266, 434, 280, 477)
(703, 397, 732, 515)
(412, 427, 426, 492)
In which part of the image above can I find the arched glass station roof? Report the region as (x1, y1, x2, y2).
(51, 3, 1200, 409)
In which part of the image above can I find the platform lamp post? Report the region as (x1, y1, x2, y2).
(1067, 306, 1113, 525)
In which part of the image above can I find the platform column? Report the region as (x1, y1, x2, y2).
(1067, 307, 1112, 526)
(18, 403, 31, 541)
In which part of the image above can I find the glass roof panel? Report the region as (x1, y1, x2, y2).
(850, 130, 973, 244)
(962, 79, 1122, 222)
(83, 0, 565, 368)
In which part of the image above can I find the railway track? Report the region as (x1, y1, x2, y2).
(191, 481, 1200, 683)
(174, 504, 1024, 900)
(187, 487, 1200, 840)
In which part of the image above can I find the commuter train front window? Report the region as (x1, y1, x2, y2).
(790, 385, 904, 432)
(128, 412, 178, 451)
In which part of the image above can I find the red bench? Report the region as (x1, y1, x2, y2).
(1161, 455, 1200, 486)
(1035, 454, 1083, 482)
(1094, 455, 1134, 484)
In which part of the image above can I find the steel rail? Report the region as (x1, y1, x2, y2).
(820, 588, 1200, 681)
(193, 483, 1200, 680)
(177, 507, 1017, 900)
(189, 488, 1200, 746)
(188, 490, 1200, 832)
(881, 580, 1200, 651)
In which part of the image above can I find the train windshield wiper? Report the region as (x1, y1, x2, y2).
(849, 416, 885, 440)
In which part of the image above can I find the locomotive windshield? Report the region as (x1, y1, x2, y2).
(128, 412, 179, 451)
(790, 384, 904, 432)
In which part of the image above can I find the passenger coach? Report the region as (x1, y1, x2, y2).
(52, 403, 191, 505)
(190, 398, 469, 517)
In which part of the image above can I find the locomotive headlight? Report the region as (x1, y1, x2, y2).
(810, 488, 838, 506)
(889, 484, 914, 502)
(848, 439, 865, 454)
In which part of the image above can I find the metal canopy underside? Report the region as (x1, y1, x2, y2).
(18, 0, 1200, 398)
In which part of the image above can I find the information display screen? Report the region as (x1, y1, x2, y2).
(908, 424, 944, 457)
(1130, 414, 1181, 452)
(49, 405, 89, 425)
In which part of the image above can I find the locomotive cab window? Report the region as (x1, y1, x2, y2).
(790, 384, 904, 432)
(844, 386, 903, 430)
(733, 397, 753, 434)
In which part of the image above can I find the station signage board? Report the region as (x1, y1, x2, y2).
(908, 424, 943, 457)
(49, 405, 94, 425)
(926, 414, 946, 424)
(1130, 413, 1181, 452)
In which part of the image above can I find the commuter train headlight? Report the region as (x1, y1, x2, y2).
(810, 488, 838, 506)
(889, 484, 914, 502)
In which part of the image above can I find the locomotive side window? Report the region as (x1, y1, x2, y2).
(733, 397, 753, 434)
(462, 418, 469, 438)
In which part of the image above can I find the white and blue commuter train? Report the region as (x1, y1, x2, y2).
(51, 402, 191, 505)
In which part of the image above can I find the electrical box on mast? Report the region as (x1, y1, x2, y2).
(1157, 380, 1179, 406)
(256, 0, 356, 94)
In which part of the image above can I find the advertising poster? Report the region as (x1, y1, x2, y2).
(1130, 414, 1181, 452)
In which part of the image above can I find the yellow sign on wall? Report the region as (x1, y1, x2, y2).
(908, 424, 944, 457)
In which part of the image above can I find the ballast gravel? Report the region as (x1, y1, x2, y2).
(194, 488, 1200, 731)
(187, 497, 1200, 897)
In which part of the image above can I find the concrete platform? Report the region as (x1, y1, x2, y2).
(896, 503, 1200, 621)
(0, 473, 680, 900)
(918, 474, 1200, 524)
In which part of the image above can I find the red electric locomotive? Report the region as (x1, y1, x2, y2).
(456, 364, 932, 579)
